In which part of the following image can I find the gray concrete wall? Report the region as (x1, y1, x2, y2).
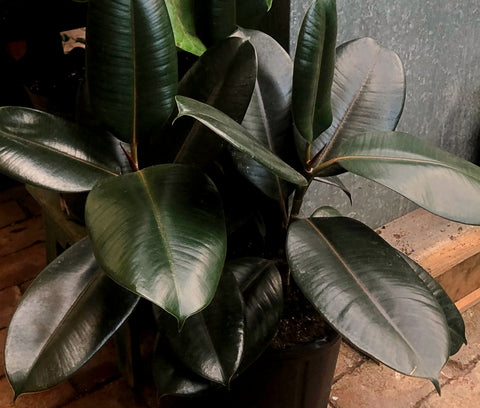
(291, 0, 480, 227)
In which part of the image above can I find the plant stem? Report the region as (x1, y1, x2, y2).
(120, 143, 139, 172)
(131, 140, 139, 169)
(290, 184, 309, 218)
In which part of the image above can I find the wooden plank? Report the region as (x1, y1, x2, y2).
(456, 288, 480, 312)
(26, 185, 87, 262)
(377, 208, 480, 308)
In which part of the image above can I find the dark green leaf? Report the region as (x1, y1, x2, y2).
(87, 0, 177, 143)
(398, 253, 466, 356)
(153, 337, 216, 397)
(229, 258, 283, 369)
(230, 29, 294, 201)
(308, 37, 405, 165)
(5, 238, 139, 396)
(292, 0, 337, 145)
(0, 107, 126, 192)
(316, 131, 480, 225)
(194, 0, 236, 45)
(85, 164, 227, 325)
(175, 96, 308, 187)
(165, 0, 206, 56)
(160, 269, 245, 385)
(287, 216, 450, 387)
(168, 37, 256, 166)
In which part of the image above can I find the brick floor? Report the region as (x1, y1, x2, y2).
(330, 289, 480, 407)
(0, 186, 154, 408)
(1, 185, 480, 408)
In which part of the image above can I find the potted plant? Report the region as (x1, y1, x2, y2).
(1, 0, 480, 407)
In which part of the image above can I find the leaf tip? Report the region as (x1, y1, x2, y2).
(173, 95, 187, 124)
(298, 175, 309, 187)
(177, 316, 187, 332)
(431, 378, 441, 395)
(10, 381, 24, 402)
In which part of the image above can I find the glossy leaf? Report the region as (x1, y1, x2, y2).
(153, 338, 216, 397)
(85, 164, 227, 325)
(87, 0, 177, 144)
(194, 0, 236, 45)
(230, 29, 294, 201)
(229, 258, 283, 369)
(175, 96, 308, 187)
(287, 216, 450, 387)
(309, 37, 405, 164)
(292, 0, 337, 144)
(165, 0, 206, 56)
(169, 37, 256, 166)
(5, 238, 139, 396)
(0, 107, 126, 192)
(316, 131, 480, 225)
(161, 269, 245, 385)
(398, 253, 466, 356)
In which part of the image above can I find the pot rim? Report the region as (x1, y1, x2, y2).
(265, 330, 341, 359)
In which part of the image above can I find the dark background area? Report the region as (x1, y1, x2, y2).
(0, 0, 87, 191)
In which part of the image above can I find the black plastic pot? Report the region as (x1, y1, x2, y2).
(160, 332, 341, 408)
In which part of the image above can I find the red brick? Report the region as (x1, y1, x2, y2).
(448, 303, 480, 369)
(0, 217, 44, 257)
(62, 378, 150, 408)
(328, 304, 480, 408)
(0, 328, 6, 378)
(0, 186, 28, 204)
(0, 201, 27, 228)
(139, 382, 158, 408)
(333, 342, 367, 382)
(422, 362, 480, 408)
(0, 376, 77, 408)
(17, 193, 42, 217)
(0, 243, 46, 290)
(0, 286, 21, 329)
(68, 339, 120, 394)
(330, 359, 437, 408)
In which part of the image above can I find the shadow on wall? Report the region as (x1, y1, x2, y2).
(292, 0, 480, 227)
(441, 83, 480, 166)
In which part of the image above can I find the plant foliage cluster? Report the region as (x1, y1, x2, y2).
(1, 0, 480, 401)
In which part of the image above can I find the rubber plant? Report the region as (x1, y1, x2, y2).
(1, 0, 480, 404)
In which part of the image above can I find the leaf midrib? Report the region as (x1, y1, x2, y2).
(137, 171, 181, 315)
(328, 154, 480, 181)
(307, 4, 326, 142)
(130, 0, 138, 154)
(0, 130, 119, 176)
(17, 266, 101, 394)
(198, 312, 227, 384)
(317, 46, 380, 163)
(305, 218, 426, 368)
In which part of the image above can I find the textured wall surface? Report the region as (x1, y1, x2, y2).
(291, 0, 480, 227)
